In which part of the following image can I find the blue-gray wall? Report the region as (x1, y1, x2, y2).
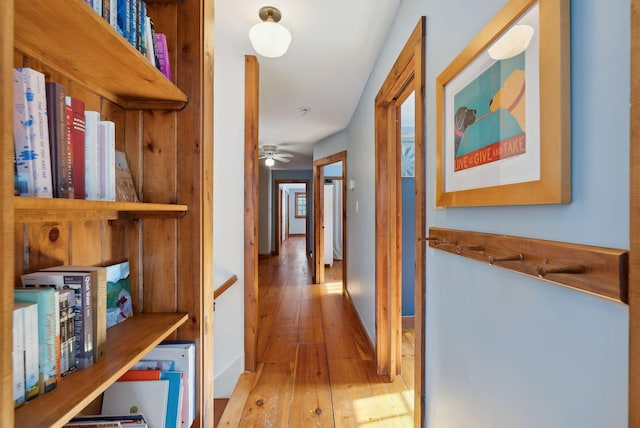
(402, 178, 415, 316)
(346, 0, 629, 426)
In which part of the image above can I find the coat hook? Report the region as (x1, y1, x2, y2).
(456, 245, 484, 254)
(488, 253, 524, 265)
(536, 265, 585, 278)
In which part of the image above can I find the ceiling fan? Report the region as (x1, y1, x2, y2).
(259, 145, 294, 166)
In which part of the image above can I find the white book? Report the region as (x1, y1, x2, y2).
(109, 0, 118, 30)
(143, 343, 195, 428)
(12, 303, 26, 408)
(84, 110, 101, 200)
(13, 68, 54, 197)
(102, 380, 169, 428)
(15, 301, 39, 402)
(98, 121, 116, 201)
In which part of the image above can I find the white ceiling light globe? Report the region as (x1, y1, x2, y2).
(249, 21, 292, 58)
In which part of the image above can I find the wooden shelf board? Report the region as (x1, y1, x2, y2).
(14, 312, 188, 428)
(15, 197, 188, 221)
(14, 0, 187, 111)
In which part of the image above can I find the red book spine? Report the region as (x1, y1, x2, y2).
(65, 97, 85, 199)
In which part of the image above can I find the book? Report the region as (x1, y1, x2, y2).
(117, 0, 130, 40)
(14, 288, 58, 394)
(109, 0, 118, 30)
(118, 370, 183, 428)
(143, 342, 195, 427)
(84, 110, 101, 200)
(139, 1, 147, 57)
(66, 96, 86, 199)
(129, 0, 138, 48)
(13, 302, 27, 407)
(115, 150, 138, 202)
(66, 414, 148, 428)
(15, 301, 39, 401)
(130, 359, 175, 371)
(105, 261, 133, 328)
(154, 33, 172, 80)
(98, 121, 116, 201)
(42, 265, 108, 363)
(58, 288, 77, 377)
(45, 82, 74, 199)
(102, 380, 169, 428)
(21, 272, 94, 369)
(102, 0, 111, 23)
(13, 68, 54, 197)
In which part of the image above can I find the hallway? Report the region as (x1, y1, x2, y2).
(218, 236, 414, 427)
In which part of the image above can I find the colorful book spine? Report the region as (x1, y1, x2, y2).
(129, 0, 138, 48)
(154, 33, 172, 80)
(58, 288, 77, 377)
(66, 96, 86, 200)
(92, 0, 102, 17)
(117, 0, 130, 40)
(14, 288, 58, 394)
(109, 0, 118, 30)
(98, 121, 116, 201)
(21, 272, 94, 369)
(84, 110, 101, 200)
(42, 265, 107, 363)
(102, 0, 110, 22)
(139, 1, 146, 55)
(13, 303, 26, 408)
(13, 68, 53, 197)
(46, 82, 74, 199)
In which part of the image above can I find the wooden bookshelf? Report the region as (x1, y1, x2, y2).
(2, 0, 214, 425)
(13, 0, 187, 111)
(14, 313, 188, 428)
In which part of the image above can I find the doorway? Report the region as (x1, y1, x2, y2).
(374, 18, 425, 427)
(313, 151, 347, 287)
(274, 180, 310, 257)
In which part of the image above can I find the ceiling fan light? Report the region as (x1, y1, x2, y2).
(265, 157, 275, 167)
(249, 9, 292, 58)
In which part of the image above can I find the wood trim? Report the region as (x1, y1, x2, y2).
(374, 17, 426, 426)
(0, 1, 14, 426)
(312, 151, 347, 287)
(429, 227, 628, 303)
(244, 55, 260, 372)
(630, 0, 640, 426)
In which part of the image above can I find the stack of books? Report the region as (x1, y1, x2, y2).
(13, 261, 133, 407)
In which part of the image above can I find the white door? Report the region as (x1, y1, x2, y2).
(324, 184, 333, 267)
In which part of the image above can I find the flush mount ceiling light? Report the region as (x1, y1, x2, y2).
(488, 24, 534, 60)
(265, 157, 275, 167)
(249, 6, 292, 58)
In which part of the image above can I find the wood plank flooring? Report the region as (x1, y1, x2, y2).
(218, 236, 414, 427)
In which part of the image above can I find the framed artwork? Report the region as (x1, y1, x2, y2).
(435, 0, 570, 207)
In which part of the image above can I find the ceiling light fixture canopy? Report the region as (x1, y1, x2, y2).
(249, 6, 292, 58)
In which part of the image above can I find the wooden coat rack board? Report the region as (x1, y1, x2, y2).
(426, 227, 629, 304)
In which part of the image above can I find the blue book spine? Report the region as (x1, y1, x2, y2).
(117, 0, 130, 40)
(14, 288, 58, 394)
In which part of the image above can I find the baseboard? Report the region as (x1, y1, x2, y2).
(343, 287, 376, 357)
(214, 354, 244, 398)
(402, 316, 415, 329)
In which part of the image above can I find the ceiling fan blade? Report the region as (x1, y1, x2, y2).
(276, 157, 291, 163)
(274, 153, 294, 158)
(258, 154, 267, 159)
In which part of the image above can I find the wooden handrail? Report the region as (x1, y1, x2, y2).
(214, 274, 238, 301)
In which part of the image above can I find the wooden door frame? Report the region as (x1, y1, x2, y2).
(374, 18, 425, 427)
(244, 55, 259, 372)
(629, 1, 639, 426)
(313, 151, 347, 286)
(274, 180, 310, 256)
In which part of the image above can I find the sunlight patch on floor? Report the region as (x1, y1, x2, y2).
(323, 280, 344, 294)
(353, 390, 415, 426)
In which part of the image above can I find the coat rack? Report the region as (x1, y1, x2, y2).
(425, 227, 628, 303)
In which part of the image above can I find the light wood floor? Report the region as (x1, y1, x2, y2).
(217, 236, 415, 427)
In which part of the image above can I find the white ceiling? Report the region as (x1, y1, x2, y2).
(215, 0, 402, 169)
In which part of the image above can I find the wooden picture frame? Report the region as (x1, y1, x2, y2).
(435, 0, 570, 207)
